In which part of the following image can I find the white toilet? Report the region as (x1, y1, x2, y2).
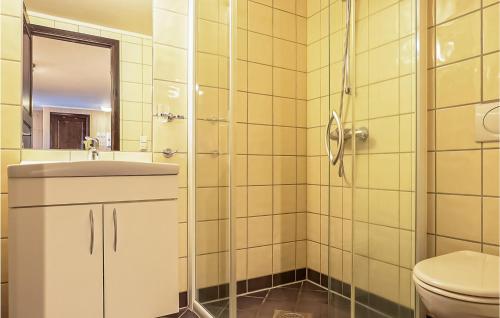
(413, 251, 500, 318)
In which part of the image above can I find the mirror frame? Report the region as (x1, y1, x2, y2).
(27, 23, 121, 151)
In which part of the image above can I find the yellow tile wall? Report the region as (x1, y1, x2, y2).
(352, 0, 417, 308)
(306, 0, 417, 308)
(1, 1, 24, 315)
(197, 1, 305, 287)
(0, 1, 189, 316)
(427, 0, 500, 257)
(194, 0, 231, 292)
(3, 0, 495, 313)
(194, 0, 308, 291)
(27, 12, 154, 152)
(152, 0, 189, 295)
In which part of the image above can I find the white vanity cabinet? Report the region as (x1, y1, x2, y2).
(10, 204, 104, 318)
(103, 201, 178, 318)
(8, 161, 180, 318)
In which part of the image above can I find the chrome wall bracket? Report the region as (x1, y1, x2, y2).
(162, 148, 178, 158)
(155, 112, 185, 122)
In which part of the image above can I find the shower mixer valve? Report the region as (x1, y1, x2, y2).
(329, 127, 369, 142)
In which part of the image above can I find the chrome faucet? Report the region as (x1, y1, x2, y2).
(85, 137, 100, 160)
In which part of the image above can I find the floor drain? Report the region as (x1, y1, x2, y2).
(274, 310, 311, 318)
(279, 313, 304, 318)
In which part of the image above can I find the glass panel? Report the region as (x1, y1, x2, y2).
(326, 0, 354, 316)
(351, 0, 417, 317)
(194, 0, 231, 316)
(196, 0, 419, 317)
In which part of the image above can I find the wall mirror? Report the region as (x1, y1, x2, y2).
(22, 0, 153, 152)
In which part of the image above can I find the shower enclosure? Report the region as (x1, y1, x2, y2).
(191, 0, 425, 317)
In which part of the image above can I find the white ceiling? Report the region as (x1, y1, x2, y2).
(24, 0, 152, 35)
(32, 36, 112, 110)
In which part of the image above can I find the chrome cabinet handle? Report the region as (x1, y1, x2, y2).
(89, 210, 94, 255)
(325, 110, 344, 165)
(113, 208, 118, 252)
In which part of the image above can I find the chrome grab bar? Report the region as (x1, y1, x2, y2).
(89, 210, 94, 255)
(325, 110, 344, 165)
(329, 127, 369, 142)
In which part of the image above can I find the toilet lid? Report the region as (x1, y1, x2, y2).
(414, 251, 500, 298)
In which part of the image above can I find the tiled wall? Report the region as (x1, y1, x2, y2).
(1, 1, 25, 315)
(427, 0, 500, 257)
(3, 0, 497, 315)
(306, 0, 417, 311)
(305, 0, 354, 293)
(151, 0, 190, 297)
(0, 0, 190, 315)
(193, 0, 309, 294)
(351, 0, 417, 310)
(194, 0, 232, 295)
(27, 12, 154, 152)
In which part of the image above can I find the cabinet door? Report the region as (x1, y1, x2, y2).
(103, 200, 178, 318)
(9, 204, 103, 318)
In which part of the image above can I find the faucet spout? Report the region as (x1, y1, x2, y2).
(85, 137, 100, 160)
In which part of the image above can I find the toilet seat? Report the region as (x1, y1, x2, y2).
(413, 251, 499, 303)
(413, 274, 499, 305)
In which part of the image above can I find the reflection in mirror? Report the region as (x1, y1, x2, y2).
(29, 27, 118, 150)
(22, 0, 153, 152)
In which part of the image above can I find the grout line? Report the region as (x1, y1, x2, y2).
(292, 280, 304, 312)
(480, 0, 485, 253)
(294, 0, 299, 279)
(431, 233, 499, 246)
(270, 0, 275, 285)
(433, 6, 485, 28)
(432, 0, 438, 256)
(397, 1, 401, 302)
(245, 0, 250, 294)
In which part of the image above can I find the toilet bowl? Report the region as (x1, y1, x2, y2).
(413, 251, 500, 318)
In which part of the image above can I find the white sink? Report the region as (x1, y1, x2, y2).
(8, 161, 179, 178)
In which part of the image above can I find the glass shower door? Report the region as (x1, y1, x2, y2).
(192, 0, 420, 317)
(350, 0, 418, 317)
(324, 0, 354, 316)
(194, 0, 232, 316)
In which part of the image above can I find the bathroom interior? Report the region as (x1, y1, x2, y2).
(0, 0, 498, 317)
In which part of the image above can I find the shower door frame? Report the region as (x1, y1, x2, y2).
(188, 0, 239, 317)
(415, 0, 429, 317)
(188, 0, 430, 317)
(187, 0, 196, 313)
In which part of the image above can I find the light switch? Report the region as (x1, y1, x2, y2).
(476, 102, 500, 142)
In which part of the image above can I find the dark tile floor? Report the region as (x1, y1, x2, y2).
(202, 281, 351, 318)
(165, 308, 200, 318)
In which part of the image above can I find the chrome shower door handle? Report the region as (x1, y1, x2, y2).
(325, 110, 344, 165)
(113, 208, 118, 252)
(89, 210, 94, 255)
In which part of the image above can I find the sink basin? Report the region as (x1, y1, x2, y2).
(8, 161, 179, 178)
